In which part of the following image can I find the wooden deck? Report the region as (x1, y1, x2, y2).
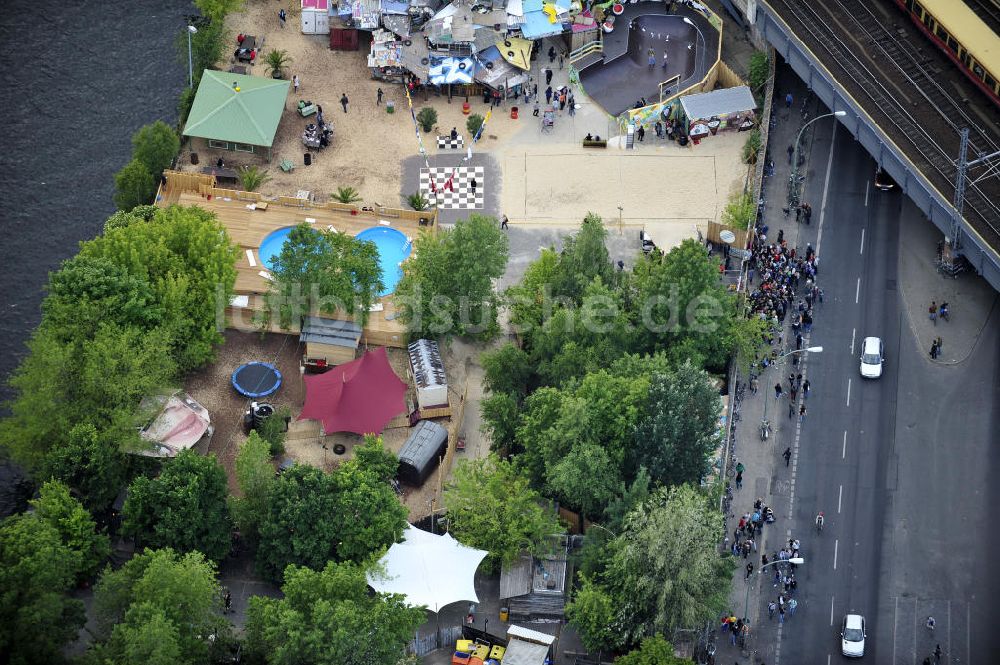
(157, 171, 436, 347)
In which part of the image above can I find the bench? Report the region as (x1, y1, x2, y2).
(583, 139, 607, 148)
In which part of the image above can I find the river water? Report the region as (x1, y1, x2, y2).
(0, 0, 189, 510)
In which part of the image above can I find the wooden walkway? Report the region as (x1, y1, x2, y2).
(157, 171, 436, 347)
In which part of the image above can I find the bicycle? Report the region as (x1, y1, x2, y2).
(815, 512, 824, 533)
(759, 419, 771, 441)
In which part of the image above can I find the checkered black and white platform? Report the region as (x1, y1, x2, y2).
(419, 166, 484, 209)
(437, 135, 465, 150)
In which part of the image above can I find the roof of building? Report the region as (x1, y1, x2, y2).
(183, 70, 290, 147)
(300, 316, 363, 349)
(679, 85, 756, 120)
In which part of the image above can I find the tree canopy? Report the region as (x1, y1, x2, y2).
(267, 223, 383, 328)
(131, 121, 180, 178)
(91, 548, 224, 665)
(0, 513, 87, 665)
(230, 431, 275, 552)
(395, 213, 509, 339)
(123, 450, 232, 561)
(443, 454, 563, 571)
(615, 635, 690, 665)
(30, 479, 110, 579)
(245, 560, 425, 665)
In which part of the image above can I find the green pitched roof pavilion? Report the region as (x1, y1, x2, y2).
(183, 70, 290, 149)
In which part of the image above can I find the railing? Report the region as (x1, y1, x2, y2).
(569, 39, 603, 64)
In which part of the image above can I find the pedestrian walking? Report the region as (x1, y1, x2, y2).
(279, 7, 286, 27)
(796, 373, 802, 389)
(926, 616, 936, 630)
(662, 50, 669, 69)
(775, 383, 783, 399)
(779, 606, 786, 623)
(470, 177, 477, 194)
(929, 301, 938, 324)
(783, 447, 792, 466)
(787, 144, 794, 164)
(293, 75, 300, 93)
(785, 92, 793, 108)
(939, 302, 949, 321)
(224, 589, 233, 613)
(750, 376, 758, 394)
(788, 598, 798, 614)
(788, 402, 795, 419)
(735, 470, 743, 490)
(745, 562, 753, 579)
(558, 90, 566, 110)
(768, 601, 776, 619)
(568, 94, 576, 116)
(545, 68, 553, 85)
(934, 644, 942, 663)
(377, 87, 384, 105)
(796, 332, 803, 350)
(340, 93, 349, 113)
(647, 53, 656, 68)
(790, 386, 797, 401)
(501, 215, 509, 230)
(559, 53, 564, 69)
(548, 45, 556, 63)
(533, 100, 540, 116)
(802, 379, 810, 398)
(637, 125, 645, 142)
(545, 86, 553, 104)
(799, 404, 807, 421)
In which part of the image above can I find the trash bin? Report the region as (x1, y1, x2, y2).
(304, 153, 312, 166)
(386, 100, 395, 114)
(190, 152, 199, 165)
(510, 106, 518, 119)
(499, 607, 509, 622)
(462, 102, 471, 115)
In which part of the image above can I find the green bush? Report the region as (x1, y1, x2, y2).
(721, 191, 755, 230)
(407, 192, 429, 211)
(257, 406, 291, 457)
(742, 127, 762, 164)
(748, 50, 769, 97)
(113, 159, 156, 210)
(331, 186, 362, 203)
(132, 121, 180, 177)
(177, 86, 196, 124)
(239, 165, 271, 192)
(264, 49, 292, 79)
(466, 113, 484, 136)
(416, 107, 438, 132)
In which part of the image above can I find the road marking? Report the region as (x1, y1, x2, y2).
(827, 654, 831, 665)
(893, 596, 899, 665)
(855, 277, 861, 303)
(851, 327, 856, 354)
(830, 595, 836, 625)
(838, 484, 843, 513)
(833, 539, 839, 569)
(859, 228, 865, 254)
(966, 601, 971, 665)
(864, 180, 870, 207)
(814, 120, 838, 258)
(846, 379, 852, 407)
(842, 431, 847, 459)
(948, 600, 952, 664)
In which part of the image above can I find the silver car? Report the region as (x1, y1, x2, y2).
(841, 614, 866, 657)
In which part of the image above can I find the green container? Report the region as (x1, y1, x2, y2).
(386, 101, 395, 114)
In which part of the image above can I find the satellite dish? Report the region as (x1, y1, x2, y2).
(720, 230, 736, 244)
(504, 40, 512, 47)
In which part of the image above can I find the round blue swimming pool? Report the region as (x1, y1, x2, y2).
(258, 226, 293, 270)
(356, 227, 412, 296)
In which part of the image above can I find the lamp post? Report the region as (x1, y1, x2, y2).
(186, 25, 198, 88)
(761, 346, 823, 434)
(789, 111, 846, 207)
(743, 557, 804, 621)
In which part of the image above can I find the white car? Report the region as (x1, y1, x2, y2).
(859, 337, 884, 379)
(841, 614, 866, 657)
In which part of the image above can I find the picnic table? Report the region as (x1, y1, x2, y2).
(235, 35, 258, 63)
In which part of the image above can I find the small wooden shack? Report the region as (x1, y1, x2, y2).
(300, 315, 362, 366)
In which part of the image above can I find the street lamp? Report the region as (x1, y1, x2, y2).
(760, 347, 823, 437)
(789, 110, 846, 207)
(743, 558, 804, 621)
(682, 17, 706, 81)
(186, 25, 198, 88)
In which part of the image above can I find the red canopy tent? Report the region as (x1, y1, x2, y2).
(298, 347, 408, 435)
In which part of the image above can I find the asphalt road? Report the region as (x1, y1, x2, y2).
(774, 117, 1000, 663)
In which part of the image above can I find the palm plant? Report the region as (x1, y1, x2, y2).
(264, 49, 292, 79)
(407, 192, 430, 211)
(239, 165, 271, 192)
(331, 186, 362, 204)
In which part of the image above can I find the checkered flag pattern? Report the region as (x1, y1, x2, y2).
(436, 135, 465, 150)
(419, 166, 484, 209)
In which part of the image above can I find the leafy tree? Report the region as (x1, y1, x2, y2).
(92, 548, 223, 665)
(546, 443, 621, 521)
(103, 204, 159, 232)
(332, 453, 407, 562)
(748, 50, 769, 98)
(230, 431, 276, 551)
(741, 128, 762, 165)
(416, 106, 438, 132)
(255, 464, 340, 582)
(194, 0, 244, 22)
(443, 454, 563, 571)
(245, 560, 425, 665)
(263, 49, 292, 78)
(407, 192, 429, 211)
(479, 390, 520, 454)
(256, 405, 291, 456)
(267, 223, 382, 328)
(551, 213, 613, 301)
(114, 159, 156, 210)
(131, 121, 180, 178)
(79, 204, 239, 370)
(395, 214, 509, 340)
(123, 450, 232, 561)
(0, 515, 86, 664)
(629, 362, 720, 487)
(722, 191, 755, 228)
(40, 426, 130, 514)
(481, 342, 533, 397)
(603, 467, 651, 534)
(30, 480, 110, 579)
(616, 635, 689, 665)
(607, 485, 733, 646)
(565, 574, 616, 655)
(505, 247, 559, 334)
(352, 434, 400, 482)
(466, 113, 484, 136)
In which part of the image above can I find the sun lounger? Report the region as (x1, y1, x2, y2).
(246, 249, 257, 267)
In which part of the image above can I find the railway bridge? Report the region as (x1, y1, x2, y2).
(738, 0, 1000, 290)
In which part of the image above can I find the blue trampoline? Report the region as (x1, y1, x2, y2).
(231, 362, 283, 398)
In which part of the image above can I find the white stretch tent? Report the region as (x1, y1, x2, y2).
(367, 524, 488, 612)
